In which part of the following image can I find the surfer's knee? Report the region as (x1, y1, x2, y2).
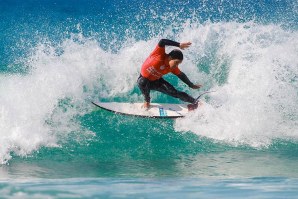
(137, 76, 149, 89)
(137, 76, 151, 102)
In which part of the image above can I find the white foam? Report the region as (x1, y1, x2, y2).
(175, 22, 298, 147)
(0, 34, 152, 164)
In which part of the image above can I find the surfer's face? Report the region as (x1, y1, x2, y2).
(169, 59, 182, 69)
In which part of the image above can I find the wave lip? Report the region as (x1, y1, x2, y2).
(0, 20, 297, 163)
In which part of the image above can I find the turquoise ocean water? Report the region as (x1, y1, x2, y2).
(0, 0, 298, 198)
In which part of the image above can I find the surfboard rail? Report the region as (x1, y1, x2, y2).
(92, 101, 188, 119)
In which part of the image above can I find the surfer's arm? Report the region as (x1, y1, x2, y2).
(158, 39, 180, 47)
(177, 72, 202, 89)
(177, 72, 195, 87)
(158, 39, 191, 50)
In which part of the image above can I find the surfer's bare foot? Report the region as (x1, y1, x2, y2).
(187, 102, 198, 111)
(142, 102, 150, 110)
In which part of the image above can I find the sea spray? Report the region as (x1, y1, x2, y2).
(175, 22, 298, 147)
(0, 34, 157, 164)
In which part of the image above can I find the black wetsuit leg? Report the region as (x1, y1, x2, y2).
(138, 75, 196, 104)
(137, 75, 151, 102)
(150, 78, 196, 104)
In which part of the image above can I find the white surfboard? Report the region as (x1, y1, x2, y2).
(92, 102, 189, 118)
(92, 91, 215, 118)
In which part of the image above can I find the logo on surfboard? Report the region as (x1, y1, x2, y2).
(159, 107, 167, 116)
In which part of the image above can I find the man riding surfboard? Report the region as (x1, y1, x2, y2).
(137, 39, 202, 111)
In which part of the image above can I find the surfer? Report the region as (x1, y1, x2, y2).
(137, 39, 202, 110)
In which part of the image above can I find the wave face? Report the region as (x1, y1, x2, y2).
(0, 0, 297, 170)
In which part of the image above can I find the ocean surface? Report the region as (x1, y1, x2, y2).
(0, 0, 298, 198)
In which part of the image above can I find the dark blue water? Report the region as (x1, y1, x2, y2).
(0, 0, 297, 198)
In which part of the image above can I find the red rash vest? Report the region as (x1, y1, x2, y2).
(141, 45, 181, 81)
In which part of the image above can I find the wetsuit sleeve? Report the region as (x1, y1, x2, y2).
(177, 72, 195, 87)
(158, 39, 180, 48)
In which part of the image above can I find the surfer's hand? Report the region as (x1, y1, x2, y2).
(179, 42, 192, 50)
(190, 84, 202, 89)
(142, 102, 150, 110)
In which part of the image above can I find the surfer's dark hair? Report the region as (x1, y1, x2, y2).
(168, 49, 183, 60)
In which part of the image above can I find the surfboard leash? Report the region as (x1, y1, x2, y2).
(195, 90, 216, 103)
